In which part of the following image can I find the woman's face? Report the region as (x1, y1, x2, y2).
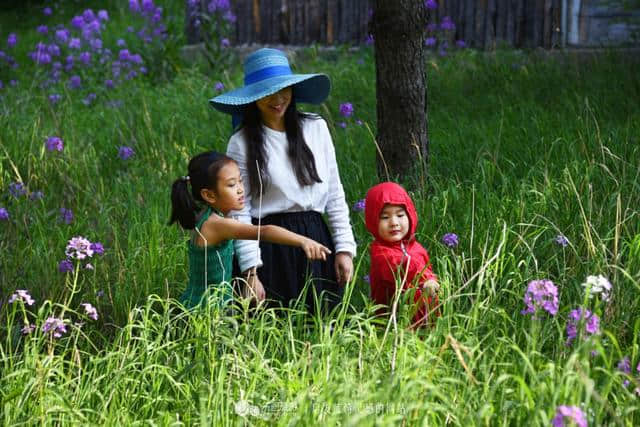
(255, 87, 292, 130)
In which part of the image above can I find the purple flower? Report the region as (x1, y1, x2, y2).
(55, 29, 69, 43)
(58, 259, 74, 273)
(338, 121, 347, 129)
(90, 242, 105, 255)
(365, 34, 374, 45)
(521, 279, 559, 316)
(221, 38, 230, 48)
(71, 15, 84, 29)
(82, 93, 97, 105)
(441, 233, 459, 248)
(427, 23, 438, 32)
(105, 79, 115, 89)
(130, 0, 141, 13)
(66, 236, 94, 260)
(59, 207, 74, 224)
(363, 274, 370, 284)
(566, 308, 600, 345)
(214, 81, 225, 91)
(554, 234, 569, 247)
(339, 102, 354, 118)
(425, 37, 437, 47)
(21, 324, 36, 335)
(353, 199, 366, 212)
(223, 10, 237, 23)
(30, 191, 44, 201)
(7, 33, 18, 48)
(37, 25, 49, 35)
(0, 207, 9, 221)
(440, 16, 456, 31)
(424, 0, 438, 9)
(356, 119, 363, 126)
(118, 146, 135, 160)
(98, 10, 109, 21)
(42, 317, 67, 338)
(82, 9, 96, 23)
(118, 49, 130, 61)
(9, 182, 26, 198)
(90, 38, 103, 50)
(129, 54, 143, 65)
(456, 39, 467, 48)
(85, 263, 94, 270)
(49, 94, 62, 104)
(78, 51, 91, 65)
(618, 356, 631, 374)
(116, 39, 126, 47)
(68, 38, 81, 49)
(96, 290, 105, 298)
(81, 303, 98, 320)
(43, 7, 53, 16)
(68, 75, 82, 89)
(46, 136, 64, 152)
(8, 289, 35, 306)
(552, 405, 587, 427)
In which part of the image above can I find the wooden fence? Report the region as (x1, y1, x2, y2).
(187, 0, 639, 48)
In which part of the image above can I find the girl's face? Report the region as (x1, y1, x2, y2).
(255, 86, 292, 131)
(210, 161, 245, 214)
(377, 204, 410, 243)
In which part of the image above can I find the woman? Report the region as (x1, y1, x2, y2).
(209, 48, 356, 314)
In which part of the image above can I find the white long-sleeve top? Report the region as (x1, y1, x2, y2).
(226, 115, 357, 273)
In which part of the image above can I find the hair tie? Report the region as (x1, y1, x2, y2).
(181, 175, 190, 182)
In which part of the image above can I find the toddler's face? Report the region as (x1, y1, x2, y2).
(377, 204, 409, 243)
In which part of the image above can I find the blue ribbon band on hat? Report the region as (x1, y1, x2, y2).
(244, 65, 292, 85)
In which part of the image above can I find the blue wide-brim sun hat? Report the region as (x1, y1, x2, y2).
(209, 48, 331, 115)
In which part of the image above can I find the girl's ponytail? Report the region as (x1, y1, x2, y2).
(169, 177, 197, 229)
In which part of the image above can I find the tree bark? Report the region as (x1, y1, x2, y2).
(372, 0, 428, 182)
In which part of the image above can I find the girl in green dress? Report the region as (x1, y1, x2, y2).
(169, 151, 331, 309)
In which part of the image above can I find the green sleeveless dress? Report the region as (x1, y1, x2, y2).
(179, 207, 234, 309)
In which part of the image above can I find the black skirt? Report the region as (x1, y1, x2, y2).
(251, 211, 342, 314)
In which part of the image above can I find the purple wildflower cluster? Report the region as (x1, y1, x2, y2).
(423, 1, 465, 55)
(187, 0, 236, 61)
(42, 317, 68, 338)
(1, 4, 168, 105)
(59, 235, 105, 273)
(128, 0, 168, 44)
(8, 289, 35, 306)
(552, 405, 587, 427)
(352, 199, 366, 213)
(46, 136, 64, 152)
(0, 33, 19, 88)
(554, 234, 569, 247)
(337, 102, 363, 129)
(441, 232, 459, 248)
(521, 279, 559, 316)
(118, 146, 135, 160)
(59, 207, 74, 225)
(0, 207, 9, 221)
(566, 308, 600, 345)
(1, 182, 45, 220)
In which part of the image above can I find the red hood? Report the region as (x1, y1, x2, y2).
(365, 182, 418, 243)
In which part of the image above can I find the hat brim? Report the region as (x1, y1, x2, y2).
(209, 73, 330, 115)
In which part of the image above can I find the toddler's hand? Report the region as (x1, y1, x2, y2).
(301, 238, 331, 261)
(422, 280, 440, 297)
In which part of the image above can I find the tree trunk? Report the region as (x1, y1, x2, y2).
(372, 0, 428, 182)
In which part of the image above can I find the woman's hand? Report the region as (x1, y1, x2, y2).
(334, 252, 353, 285)
(242, 269, 266, 302)
(421, 279, 440, 297)
(300, 238, 332, 261)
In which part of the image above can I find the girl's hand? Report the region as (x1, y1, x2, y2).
(242, 269, 266, 302)
(335, 252, 353, 285)
(422, 279, 440, 297)
(300, 238, 332, 261)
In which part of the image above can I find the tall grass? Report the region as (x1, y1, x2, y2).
(2, 4, 640, 424)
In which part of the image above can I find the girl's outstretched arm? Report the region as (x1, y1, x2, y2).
(202, 216, 331, 261)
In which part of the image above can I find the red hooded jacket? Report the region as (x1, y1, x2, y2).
(365, 182, 440, 327)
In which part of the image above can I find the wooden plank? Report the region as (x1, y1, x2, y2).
(475, 0, 487, 49)
(464, 0, 475, 47)
(326, 0, 336, 44)
(515, 0, 525, 47)
(486, 0, 496, 49)
(543, 0, 553, 48)
(253, 0, 261, 41)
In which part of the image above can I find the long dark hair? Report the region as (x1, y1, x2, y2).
(241, 96, 322, 198)
(169, 151, 234, 229)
